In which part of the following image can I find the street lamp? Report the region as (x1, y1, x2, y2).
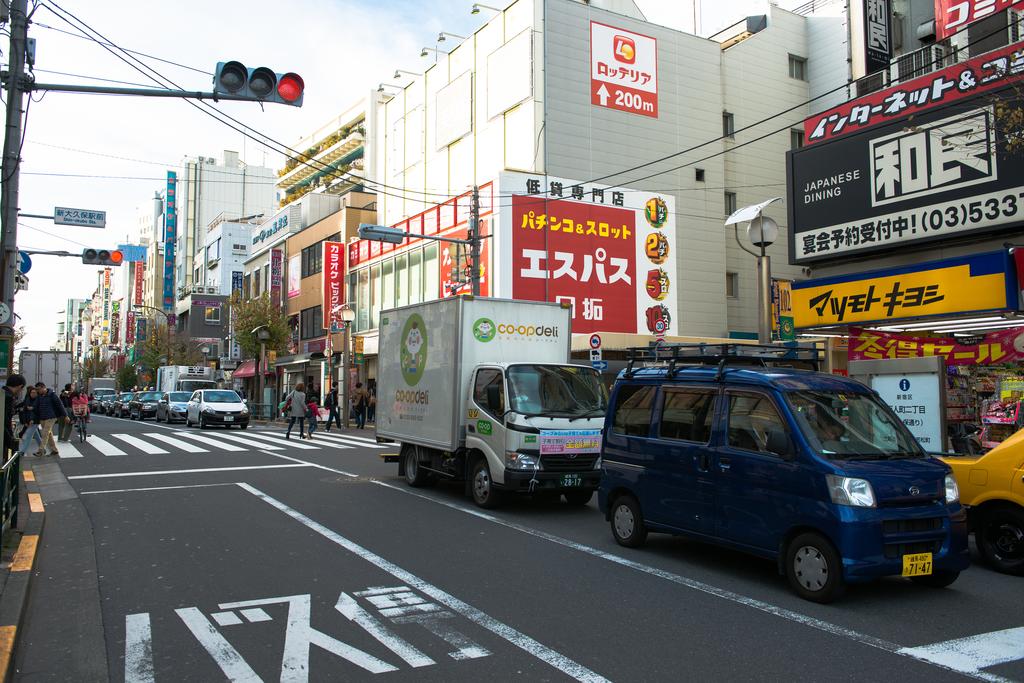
(471, 3, 501, 15)
(725, 198, 782, 344)
(437, 31, 466, 42)
(334, 304, 356, 429)
(253, 325, 271, 419)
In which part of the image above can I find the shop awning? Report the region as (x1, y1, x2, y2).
(232, 359, 276, 378)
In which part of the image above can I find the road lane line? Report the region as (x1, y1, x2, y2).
(124, 613, 155, 683)
(238, 431, 320, 450)
(86, 435, 127, 456)
(236, 482, 610, 683)
(67, 463, 310, 480)
(261, 452, 1011, 683)
(145, 433, 209, 453)
(174, 432, 247, 451)
(175, 607, 261, 682)
(81, 483, 238, 495)
(111, 434, 169, 455)
(208, 433, 285, 450)
(899, 627, 1024, 674)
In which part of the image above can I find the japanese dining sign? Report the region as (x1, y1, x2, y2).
(789, 90, 1024, 263)
(792, 251, 1015, 327)
(501, 172, 676, 336)
(805, 39, 1024, 145)
(590, 21, 658, 118)
(935, 0, 1024, 40)
(321, 241, 345, 331)
(849, 326, 1024, 365)
(861, 0, 893, 74)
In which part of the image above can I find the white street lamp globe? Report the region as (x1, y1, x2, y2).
(747, 215, 779, 248)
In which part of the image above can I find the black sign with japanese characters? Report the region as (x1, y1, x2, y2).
(863, 0, 893, 74)
(787, 86, 1024, 264)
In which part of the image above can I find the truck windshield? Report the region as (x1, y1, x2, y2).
(506, 365, 607, 417)
(94, 389, 115, 397)
(180, 380, 215, 393)
(787, 390, 923, 460)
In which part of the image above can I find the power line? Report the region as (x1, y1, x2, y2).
(18, 221, 90, 247)
(29, 67, 173, 89)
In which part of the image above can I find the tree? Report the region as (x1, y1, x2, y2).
(116, 364, 138, 391)
(137, 322, 203, 368)
(229, 293, 291, 358)
(83, 352, 109, 380)
(13, 326, 25, 347)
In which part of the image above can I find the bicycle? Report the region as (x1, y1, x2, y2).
(72, 407, 89, 443)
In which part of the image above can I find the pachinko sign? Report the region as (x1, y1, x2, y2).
(935, 0, 1024, 40)
(848, 326, 1024, 365)
(503, 173, 676, 336)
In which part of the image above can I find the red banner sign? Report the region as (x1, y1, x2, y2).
(126, 310, 135, 345)
(270, 248, 283, 308)
(935, 0, 1024, 40)
(322, 241, 345, 331)
(848, 326, 1024, 365)
(804, 39, 1024, 145)
(133, 262, 144, 306)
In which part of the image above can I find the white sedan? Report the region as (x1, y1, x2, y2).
(185, 389, 250, 429)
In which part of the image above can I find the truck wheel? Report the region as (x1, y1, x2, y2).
(610, 494, 647, 548)
(563, 490, 593, 506)
(977, 506, 1024, 575)
(470, 458, 502, 509)
(785, 532, 846, 603)
(403, 446, 430, 487)
(910, 570, 960, 588)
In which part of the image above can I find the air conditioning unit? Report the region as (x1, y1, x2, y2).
(207, 286, 218, 294)
(890, 44, 949, 85)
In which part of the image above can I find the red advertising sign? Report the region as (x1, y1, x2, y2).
(321, 241, 345, 331)
(126, 310, 135, 345)
(440, 219, 491, 298)
(133, 262, 144, 306)
(804, 39, 1024, 144)
(590, 21, 658, 118)
(935, 0, 1024, 40)
(848, 326, 1024, 365)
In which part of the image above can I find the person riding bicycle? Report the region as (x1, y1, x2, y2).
(71, 391, 90, 430)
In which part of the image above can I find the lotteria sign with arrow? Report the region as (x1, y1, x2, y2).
(590, 21, 658, 118)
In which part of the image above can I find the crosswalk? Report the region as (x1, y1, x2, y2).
(53, 428, 389, 459)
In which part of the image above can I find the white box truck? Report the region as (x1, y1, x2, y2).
(156, 365, 216, 394)
(378, 297, 608, 508)
(19, 350, 73, 390)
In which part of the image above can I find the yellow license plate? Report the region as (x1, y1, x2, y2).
(901, 552, 933, 577)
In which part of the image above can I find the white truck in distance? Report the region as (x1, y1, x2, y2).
(378, 297, 607, 508)
(156, 365, 216, 394)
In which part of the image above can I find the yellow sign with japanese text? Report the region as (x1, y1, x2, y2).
(792, 258, 1012, 328)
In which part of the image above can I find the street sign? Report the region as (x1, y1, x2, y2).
(591, 360, 609, 371)
(17, 251, 31, 274)
(54, 206, 106, 228)
(590, 348, 603, 362)
(589, 333, 602, 350)
(590, 21, 658, 118)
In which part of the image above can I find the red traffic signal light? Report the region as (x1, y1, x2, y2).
(277, 73, 304, 105)
(82, 248, 124, 266)
(213, 62, 303, 107)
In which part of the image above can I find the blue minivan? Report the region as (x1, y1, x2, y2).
(598, 344, 970, 603)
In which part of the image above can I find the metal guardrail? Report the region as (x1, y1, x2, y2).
(1, 451, 22, 537)
(248, 403, 279, 421)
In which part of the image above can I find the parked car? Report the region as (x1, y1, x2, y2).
(100, 395, 118, 415)
(598, 344, 969, 603)
(112, 392, 135, 418)
(943, 427, 1024, 575)
(129, 390, 163, 421)
(90, 388, 116, 413)
(185, 389, 249, 429)
(156, 391, 192, 423)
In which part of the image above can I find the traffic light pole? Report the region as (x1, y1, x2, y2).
(29, 82, 290, 102)
(1, 0, 29, 376)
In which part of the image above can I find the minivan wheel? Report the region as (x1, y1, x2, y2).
(910, 570, 960, 588)
(786, 532, 846, 603)
(977, 507, 1024, 575)
(610, 495, 647, 548)
(470, 458, 502, 509)
(403, 446, 430, 488)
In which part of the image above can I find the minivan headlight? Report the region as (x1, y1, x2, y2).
(826, 474, 876, 508)
(505, 451, 538, 470)
(944, 474, 959, 504)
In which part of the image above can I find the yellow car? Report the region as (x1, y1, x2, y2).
(942, 428, 1024, 575)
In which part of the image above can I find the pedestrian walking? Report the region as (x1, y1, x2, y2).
(17, 387, 42, 456)
(284, 382, 307, 439)
(324, 382, 341, 431)
(352, 382, 370, 429)
(58, 384, 74, 442)
(366, 381, 377, 425)
(33, 383, 68, 457)
(3, 374, 27, 462)
(306, 395, 320, 439)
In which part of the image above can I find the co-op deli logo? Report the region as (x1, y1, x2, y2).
(473, 316, 562, 343)
(400, 314, 427, 387)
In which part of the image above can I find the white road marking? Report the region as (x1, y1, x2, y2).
(336, 592, 435, 668)
(262, 453, 1013, 683)
(81, 483, 237, 495)
(87, 435, 127, 457)
(175, 607, 261, 682)
(237, 482, 609, 683)
(210, 432, 285, 451)
(316, 431, 380, 445)
(312, 432, 389, 449)
(899, 627, 1024, 675)
(58, 441, 85, 458)
(174, 432, 247, 452)
(145, 433, 209, 453)
(67, 463, 310, 480)
(124, 612, 155, 683)
(238, 431, 321, 451)
(111, 434, 170, 455)
(256, 432, 351, 450)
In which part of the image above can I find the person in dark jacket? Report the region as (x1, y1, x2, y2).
(17, 387, 42, 456)
(33, 382, 67, 457)
(58, 383, 74, 442)
(3, 374, 26, 462)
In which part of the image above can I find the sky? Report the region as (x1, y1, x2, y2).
(9, 0, 784, 352)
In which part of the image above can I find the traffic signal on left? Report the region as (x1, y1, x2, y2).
(213, 61, 304, 107)
(81, 248, 124, 266)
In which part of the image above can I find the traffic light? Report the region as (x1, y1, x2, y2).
(213, 61, 304, 107)
(81, 248, 124, 266)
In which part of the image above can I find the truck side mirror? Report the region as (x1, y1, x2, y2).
(767, 430, 795, 460)
(486, 385, 504, 416)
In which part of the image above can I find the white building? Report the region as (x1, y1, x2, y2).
(202, 216, 253, 296)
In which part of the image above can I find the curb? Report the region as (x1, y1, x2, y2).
(0, 463, 46, 682)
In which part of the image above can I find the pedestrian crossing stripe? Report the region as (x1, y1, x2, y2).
(146, 433, 208, 453)
(58, 441, 85, 458)
(234, 431, 320, 451)
(209, 433, 284, 451)
(87, 435, 127, 457)
(174, 433, 247, 452)
(312, 432, 389, 449)
(111, 434, 169, 455)
(256, 432, 353, 449)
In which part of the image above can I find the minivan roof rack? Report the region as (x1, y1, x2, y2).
(623, 342, 823, 380)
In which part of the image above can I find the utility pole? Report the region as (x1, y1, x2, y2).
(1, 0, 28, 376)
(468, 185, 480, 297)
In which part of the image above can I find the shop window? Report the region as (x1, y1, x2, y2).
(395, 254, 408, 308)
(409, 249, 423, 305)
(300, 305, 323, 340)
(424, 244, 439, 302)
(204, 306, 221, 324)
(382, 259, 395, 312)
(370, 264, 382, 329)
(357, 268, 370, 332)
